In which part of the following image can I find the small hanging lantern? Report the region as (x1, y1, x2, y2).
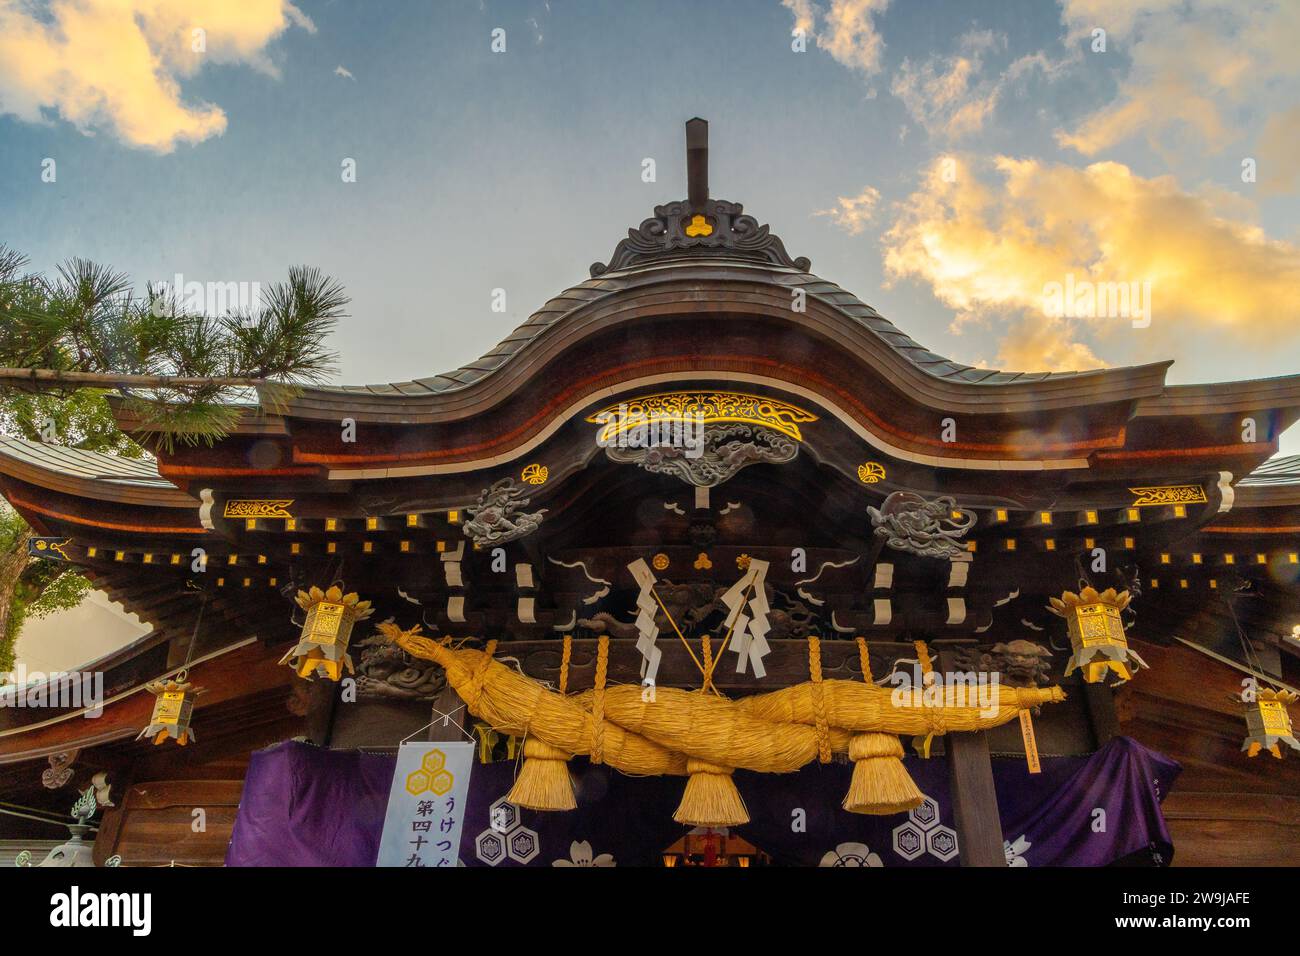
(1047, 586, 1148, 685)
(281, 585, 374, 681)
(1242, 688, 1300, 759)
(138, 674, 204, 745)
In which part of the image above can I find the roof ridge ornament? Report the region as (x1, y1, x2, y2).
(590, 119, 811, 277)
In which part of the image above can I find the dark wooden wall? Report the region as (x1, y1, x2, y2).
(1119, 639, 1300, 866)
(93, 756, 249, 867)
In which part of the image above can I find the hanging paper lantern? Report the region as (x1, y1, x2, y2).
(280, 585, 374, 681)
(1046, 586, 1148, 685)
(137, 676, 204, 745)
(1242, 688, 1300, 759)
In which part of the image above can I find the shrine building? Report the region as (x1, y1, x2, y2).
(3, 120, 1300, 868)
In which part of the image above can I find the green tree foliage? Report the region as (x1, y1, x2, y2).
(0, 503, 90, 673)
(0, 392, 134, 674)
(0, 245, 343, 675)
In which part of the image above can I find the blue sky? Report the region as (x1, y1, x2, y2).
(2, 0, 1299, 451)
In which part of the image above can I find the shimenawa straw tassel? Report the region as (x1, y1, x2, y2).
(842, 731, 924, 815)
(673, 758, 749, 826)
(841, 638, 924, 814)
(507, 736, 577, 811)
(507, 635, 579, 811)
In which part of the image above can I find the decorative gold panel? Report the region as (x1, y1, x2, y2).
(1128, 485, 1207, 507)
(587, 391, 817, 443)
(223, 499, 294, 519)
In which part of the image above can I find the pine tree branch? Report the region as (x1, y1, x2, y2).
(0, 368, 268, 392)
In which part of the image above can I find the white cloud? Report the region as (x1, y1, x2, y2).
(1055, 0, 1300, 161)
(891, 30, 1006, 139)
(790, 7, 1066, 141)
(815, 185, 881, 235)
(0, 0, 314, 152)
(782, 0, 891, 76)
(880, 154, 1300, 370)
(1258, 106, 1300, 196)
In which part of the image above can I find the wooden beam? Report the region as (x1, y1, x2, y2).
(939, 648, 1005, 867)
(426, 688, 467, 743)
(946, 730, 1006, 867)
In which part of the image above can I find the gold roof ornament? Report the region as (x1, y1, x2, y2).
(280, 585, 374, 682)
(587, 391, 817, 444)
(1046, 586, 1148, 685)
(1242, 688, 1300, 759)
(137, 675, 204, 746)
(684, 214, 713, 237)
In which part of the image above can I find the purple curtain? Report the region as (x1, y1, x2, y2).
(225, 741, 395, 867)
(736, 736, 1179, 866)
(226, 736, 1179, 867)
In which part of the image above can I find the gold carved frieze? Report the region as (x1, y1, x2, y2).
(223, 499, 295, 519)
(586, 390, 817, 443)
(1128, 485, 1207, 508)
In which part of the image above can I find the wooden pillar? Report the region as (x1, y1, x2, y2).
(686, 117, 709, 211)
(304, 679, 339, 747)
(427, 687, 467, 743)
(946, 730, 1006, 867)
(1082, 680, 1120, 748)
(938, 649, 1005, 866)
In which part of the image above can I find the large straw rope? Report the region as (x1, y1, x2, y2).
(387, 628, 1061, 772)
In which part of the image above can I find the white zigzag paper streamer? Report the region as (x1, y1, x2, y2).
(627, 558, 662, 685)
(724, 559, 771, 678)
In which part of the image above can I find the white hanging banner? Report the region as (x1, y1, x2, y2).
(377, 741, 474, 867)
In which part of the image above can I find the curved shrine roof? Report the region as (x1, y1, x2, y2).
(1240, 455, 1300, 486)
(0, 435, 194, 508)
(0, 436, 169, 489)
(313, 258, 1120, 400)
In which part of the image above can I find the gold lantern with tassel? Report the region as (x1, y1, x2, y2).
(1047, 586, 1148, 684)
(280, 585, 374, 681)
(137, 675, 204, 745)
(1242, 688, 1300, 758)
